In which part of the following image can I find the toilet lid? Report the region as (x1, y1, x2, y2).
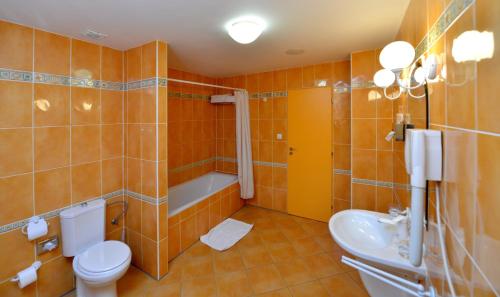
(78, 241, 130, 273)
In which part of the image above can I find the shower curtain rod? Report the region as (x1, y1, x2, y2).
(166, 78, 246, 91)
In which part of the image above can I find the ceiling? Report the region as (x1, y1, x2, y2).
(0, 0, 410, 77)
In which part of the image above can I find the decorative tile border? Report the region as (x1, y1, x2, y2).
(248, 87, 351, 99)
(169, 157, 216, 173)
(126, 77, 158, 90)
(0, 68, 167, 91)
(167, 91, 211, 100)
(0, 190, 123, 234)
(250, 91, 288, 99)
(0, 188, 168, 234)
(414, 0, 474, 59)
(352, 178, 405, 189)
(334, 169, 351, 175)
(124, 190, 168, 205)
(215, 156, 287, 168)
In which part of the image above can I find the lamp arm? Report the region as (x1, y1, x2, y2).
(383, 87, 402, 100)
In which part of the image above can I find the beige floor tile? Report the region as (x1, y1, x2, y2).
(256, 288, 292, 297)
(275, 258, 316, 286)
(267, 241, 299, 262)
(216, 270, 254, 297)
(301, 221, 330, 236)
(184, 241, 212, 258)
(326, 252, 357, 273)
(254, 217, 277, 231)
(146, 282, 181, 297)
(259, 229, 289, 245)
(117, 267, 155, 297)
(240, 244, 274, 268)
(213, 249, 245, 274)
(320, 274, 369, 297)
(280, 225, 309, 241)
(181, 276, 217, 297)
(235, 230, 264, 250)
(291, 236, 323, 256)
(114, 206, 369, 297)
(181, 254, 214, 279)
(304, 253, 344, 278)
(289, 280, 330, 297)
(247, 264, 286, 294)
(314, 234, 342, 253)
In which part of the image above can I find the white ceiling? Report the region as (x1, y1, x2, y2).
(0, 0, 409, 77)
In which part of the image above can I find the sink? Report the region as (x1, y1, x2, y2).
(329, 209, 425, 275)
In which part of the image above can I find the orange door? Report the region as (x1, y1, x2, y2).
(288, 88, 332, 222)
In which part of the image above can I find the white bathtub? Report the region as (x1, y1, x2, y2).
(168, 172, 238, 216)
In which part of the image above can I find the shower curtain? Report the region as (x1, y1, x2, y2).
(235, 91, 254, 199)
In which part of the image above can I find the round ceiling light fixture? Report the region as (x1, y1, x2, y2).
(379, 41, 415, 70)
(226, 16, 266, 44)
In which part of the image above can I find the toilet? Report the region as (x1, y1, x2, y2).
(60, 199, 131, 297)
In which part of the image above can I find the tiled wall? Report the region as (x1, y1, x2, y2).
(168, 183, 243, 261)
(124, 41, 169, 279)
(167, 69, 217, 187)
(217, 61, 351, 213)
(395, 0, 499, 296)
(350, 50, 397, 213)
(0, 20, 125, 296)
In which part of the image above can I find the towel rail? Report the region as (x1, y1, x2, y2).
(341, 256, 435, 297)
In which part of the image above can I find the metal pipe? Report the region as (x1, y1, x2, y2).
(342, 257, 425, 297)
(167, 78, 245, 91)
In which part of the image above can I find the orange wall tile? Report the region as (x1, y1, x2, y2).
(0, 20, 127, 291)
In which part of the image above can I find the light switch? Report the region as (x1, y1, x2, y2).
(276, 133, 283, 140)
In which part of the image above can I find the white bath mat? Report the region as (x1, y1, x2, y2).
(200, 218, 253, 251)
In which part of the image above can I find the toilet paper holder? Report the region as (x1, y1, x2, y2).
(21, 216, 49, 241)
(10, 261, 42, 283)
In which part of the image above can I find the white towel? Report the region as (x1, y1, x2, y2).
(210, 94, 235, 103)
(200, 218, 253, 251)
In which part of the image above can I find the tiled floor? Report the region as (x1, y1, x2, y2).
(116, 206, 369, 297)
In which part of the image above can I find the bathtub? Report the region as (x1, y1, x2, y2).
(168, 172, 239, 216)
(168, 172, 244, 260)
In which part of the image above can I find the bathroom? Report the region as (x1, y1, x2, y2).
(0, 0, 498, 296)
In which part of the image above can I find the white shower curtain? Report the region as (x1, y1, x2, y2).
(235, 90, 254, 199)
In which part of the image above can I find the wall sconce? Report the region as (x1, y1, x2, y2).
(373, 41, 438, 99)
(452, 30, 494, 63)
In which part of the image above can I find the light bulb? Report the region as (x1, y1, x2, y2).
(413, 67, 426, 84)
(379, 41, 416, 70)
(373, 69, 396, 88)
(226, 17, 266, 44)
(452, 30, 494, 62)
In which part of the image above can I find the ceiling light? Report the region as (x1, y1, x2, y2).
(226, 16, 266, 44)
(379, 41, 415, 70)
(373, 69, 396, 88)
(452, 30, 494, 63)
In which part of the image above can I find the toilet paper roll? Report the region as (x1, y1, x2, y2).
(16, 265, 38, 288)
(26, 218, 48, 241)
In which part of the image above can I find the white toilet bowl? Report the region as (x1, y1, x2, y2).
(73, 240, 131, 297)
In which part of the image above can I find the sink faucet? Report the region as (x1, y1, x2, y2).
(378, 207, 409, 241)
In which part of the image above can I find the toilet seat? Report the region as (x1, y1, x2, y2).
(73, 240, 131, 285)
(78, 241, 130, 274)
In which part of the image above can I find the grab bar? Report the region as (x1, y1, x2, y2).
(341, 256, 435, 297)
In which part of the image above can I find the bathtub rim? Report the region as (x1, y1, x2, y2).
(168, 173, 239, 217)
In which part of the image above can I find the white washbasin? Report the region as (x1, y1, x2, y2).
(329, 209, 425, 275)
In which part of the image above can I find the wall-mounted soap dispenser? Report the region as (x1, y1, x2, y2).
(404, 129, 442, 267)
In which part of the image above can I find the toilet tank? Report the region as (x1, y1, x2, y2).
(60, 199, 106, 257)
